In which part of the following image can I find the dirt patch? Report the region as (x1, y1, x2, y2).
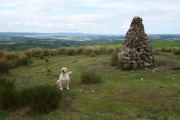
(64, 94, 79, 113)
(12, 107, 33, 116)
(155, 60, 180, 71)
(156, 60, 176, 67)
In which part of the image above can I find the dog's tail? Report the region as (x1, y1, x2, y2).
(68, 71, 73, 74)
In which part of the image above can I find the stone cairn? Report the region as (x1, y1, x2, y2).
(118, 16, 155, 70)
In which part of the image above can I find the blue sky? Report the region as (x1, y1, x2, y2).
(0, 0, 180, 34)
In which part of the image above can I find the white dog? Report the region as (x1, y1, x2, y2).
(56, 67, 73, 90)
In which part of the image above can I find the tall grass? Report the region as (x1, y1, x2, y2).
(30, 48, 43, 57)
(58, 47, 67, 55)
(42, 48, 52, 56)
(0, 58, 10, 75)
(174, 48, 180, 55)
(20, 84, 62, 113)
(161, 47, 172, 52)
(83, 46, 94, 56)
(0, 50, 5, 58)
(153, 48, 161, 55)
(80, 69, 102, 84)
(106, 46, 116, 54)
(111, 51, 119, 66)
(4, 52, 18, 60)
(0, 77, 62, 113)
(0, 77, 16, 110)
(66, 47, 76, 56)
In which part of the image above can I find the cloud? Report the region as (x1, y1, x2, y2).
(0, 0, 180, 34)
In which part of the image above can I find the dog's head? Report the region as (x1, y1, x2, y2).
(61, 67, 68, 74)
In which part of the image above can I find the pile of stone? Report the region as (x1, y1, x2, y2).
(118, 16, 155, 70)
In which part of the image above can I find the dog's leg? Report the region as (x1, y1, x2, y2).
(59, 81, 64, 90)
(66, 80, 70, 89)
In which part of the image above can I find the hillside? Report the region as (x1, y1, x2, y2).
(0, 32, 180, 51)
(0, 42, 180, 119)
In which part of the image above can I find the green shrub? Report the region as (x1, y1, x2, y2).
(93, 46, 103, 55)
(20, 84, 62, 113)
(161, 47, 172, 52)
(83, 46, 94, 56)
(10, 55, 29, 68)
(115, 45, 122, 53)
(4, 52, 18, 60)
(106, 46, 116, 54)
(16, 55, 29, 66)
(31, 48, 42, 57)
(174, 48, 180, 55)
(42, 48, 51, 56)
(51, 49, 58, 56)
(80, 69, 102, 84)
(40, 54, 44, 60)
(66, 48, 76, 56)
(153, 48, 161, 55)
(0, 77, 62, 113)
(45, 59, 49, 62)
(0, 50, 5, 58)
(111, 51, 119, 66)
(77, 47, 84, 54)
(0, 58, 10, 75)
(24, 50, 32, 59)
(0, 78, 16, 110)
(58, 47, 67, 55)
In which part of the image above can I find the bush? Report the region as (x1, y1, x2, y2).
(66, 48, 76, 56)
(80, 69, 102, 84)
(111, 51, 119, 66)
(0, 78, 62, 113)
(0, 78, 16, 110)
(77, 47, 84, 54)
(0, 50, 5, 58)
(83, 46, 94, 56)
(4, 52, 18, 60)
(115, 45, 122, 53)
(106, 46, 116, 54)
(45, 59, 49, 62)
(31, 48, 43, 57)
(51, 49, 58, 56)
(93, 46, 105, 55)
(16, 55, 29, 66)
(153, 48, 161, 55)
(58, 47, 67, 55)
(0, 58, 10, 75)
(24, 50, 32, 59)
(10, 55, 29, 68)
(161, 47, 172, 52)
(42, 48, 52, 56)
(174, 48, 180, 55)
(20, 84, 62, 113)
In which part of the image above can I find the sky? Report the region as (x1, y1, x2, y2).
(0, 0, 180, 34)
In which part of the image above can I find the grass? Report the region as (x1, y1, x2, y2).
(0, 77, 62, 114)
(80, 69, 102, 84)
(0, 41, 180, 119)
(174, 48, 180, 55)
(0, 58, 10, 74)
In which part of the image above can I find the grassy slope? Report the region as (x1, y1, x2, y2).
(0, 41, 179, 119)
(1, 48, 179, 120)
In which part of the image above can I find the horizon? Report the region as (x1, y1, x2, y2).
(0, 32, 180, 35)
(0, 0, 180, 34)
